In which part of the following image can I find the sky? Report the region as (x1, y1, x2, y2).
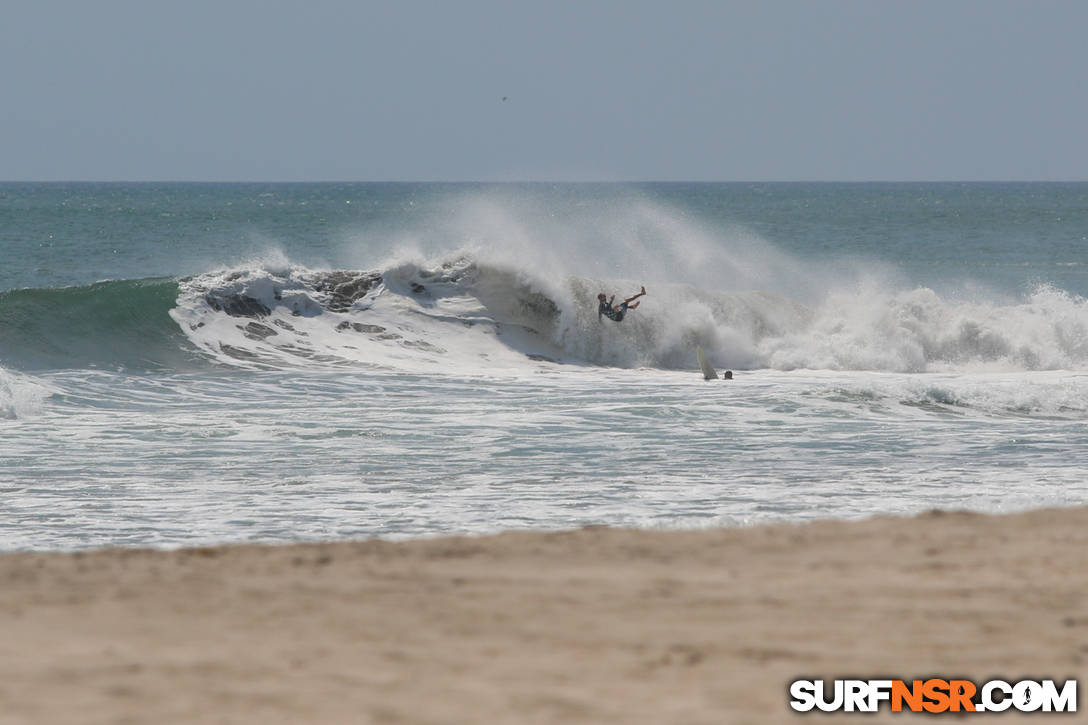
(2, 0, 1087, 181)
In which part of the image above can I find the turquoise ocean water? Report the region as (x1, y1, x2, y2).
(2, 182, 1088, 550)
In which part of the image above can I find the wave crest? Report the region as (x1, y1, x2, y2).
(0, 278, 190, 370)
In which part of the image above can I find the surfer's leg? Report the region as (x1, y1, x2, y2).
(627, 301, 640, 310)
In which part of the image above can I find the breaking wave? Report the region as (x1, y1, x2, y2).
(3, 255, 1088, 375)
(170, 252, 1088, 374)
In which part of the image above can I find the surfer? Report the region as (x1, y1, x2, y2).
(598, 286, 646, 322)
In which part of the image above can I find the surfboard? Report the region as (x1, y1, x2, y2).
(696, 345, 718, 380)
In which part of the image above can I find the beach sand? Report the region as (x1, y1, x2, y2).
(1, 507, 1086, 724)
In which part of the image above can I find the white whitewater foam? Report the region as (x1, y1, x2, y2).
(764, 283, 1088, 372)
(8, 364, 1088, 550)
(170, 258, 568, 374)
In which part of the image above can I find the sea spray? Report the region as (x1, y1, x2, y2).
(340, 186, 839, 300)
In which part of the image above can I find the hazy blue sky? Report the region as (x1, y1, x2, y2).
(3, 0, 1086, 181)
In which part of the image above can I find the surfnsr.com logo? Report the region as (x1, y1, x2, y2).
(789, 679, 1077, 714)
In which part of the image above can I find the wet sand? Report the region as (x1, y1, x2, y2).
(2, 507, 1086, 724)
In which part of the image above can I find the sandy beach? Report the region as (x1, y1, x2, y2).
(1, 507, 1086, 724)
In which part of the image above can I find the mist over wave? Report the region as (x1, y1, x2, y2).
(339, 189, 831, 301)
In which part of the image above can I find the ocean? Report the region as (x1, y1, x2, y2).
(3, 182, 1088, 551)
